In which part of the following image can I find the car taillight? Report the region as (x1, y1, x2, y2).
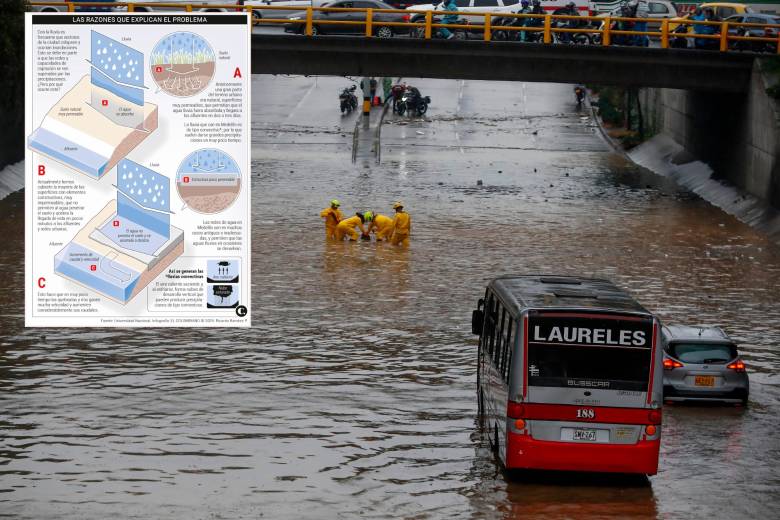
(765, 28, 776, 36)
(645, 425, 657, 436)
(727, 359, 746, 372)
(663, 358, 684, 370)
(507, 401, 524, 418)
(402, 14, 410, 22)
(648, 410, 662, 424)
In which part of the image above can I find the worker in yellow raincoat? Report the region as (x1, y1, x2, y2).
(367, 212, 394, 242)
(320, 199, 343, 239)
(390, 201, 411, 246)
(336, 211, 370, 241)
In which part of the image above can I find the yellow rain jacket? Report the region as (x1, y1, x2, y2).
(320, 207, 343, 239)
(369, 214, 394, 241)
(391, 211, 411, 246)
(336, 214, 367, 241)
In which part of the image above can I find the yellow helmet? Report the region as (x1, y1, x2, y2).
(330, 199, 341, 207)
(392, 201, 403, 210)
(363, 211, 374, 222)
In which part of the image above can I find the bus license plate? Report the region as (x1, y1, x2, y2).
(573, 429, 597, 441)
(695, 376, 715, 387)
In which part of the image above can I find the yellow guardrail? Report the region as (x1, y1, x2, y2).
(28, 2, 780, 54)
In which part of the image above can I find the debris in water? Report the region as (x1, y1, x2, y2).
(565, 173, 569, 177)
(477, 180, 483, 186)
(498, 170, 502, 173)
(416, 131, 425, 135)
(532, 130, 538, 135)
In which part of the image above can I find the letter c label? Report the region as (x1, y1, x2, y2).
(38, 277, 46, 288)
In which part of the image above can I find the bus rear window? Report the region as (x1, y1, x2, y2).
(528, 344, 651, 391)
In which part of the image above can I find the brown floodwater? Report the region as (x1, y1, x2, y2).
(0, 76, 778, 519)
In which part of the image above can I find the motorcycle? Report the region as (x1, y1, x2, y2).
(339, 85, 357, 114)
(551, 18, 592, 45)
(412, 16, 468, 40)
(396, 87, 431, 117)
(574, 85, 585, 106)
(492, 12, 527, 42)
(391, 83, 407, 115)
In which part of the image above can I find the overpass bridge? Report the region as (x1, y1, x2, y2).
(251, 34, 755, 93)
(30, 2, 776, 92)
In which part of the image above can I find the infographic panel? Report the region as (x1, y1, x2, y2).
(25, 13, 251, 327)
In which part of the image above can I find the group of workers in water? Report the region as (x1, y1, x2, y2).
(320, 200, 411, 247)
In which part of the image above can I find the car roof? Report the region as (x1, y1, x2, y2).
(488, 275, 651, 316)
(701, 2, 749, 7)
(661, 324, 734, 343)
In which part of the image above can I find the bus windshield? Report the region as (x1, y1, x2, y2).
(528, 344, 651, 391)
(526, 312, 654, 392)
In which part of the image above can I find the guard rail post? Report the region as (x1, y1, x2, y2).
(777, 33, 780, 54)
(67, 2, 74, 11)
(602, 16, 610, 46)
(127, 3, 134, 12)
(484, 12, 491, 42)
(366, 8, 373, 37)
(661, 18, 669, 49)
(720, 22, 729, 52)
(186, 4, 192, 12)
(305, 7, 313, 36)
(543, 15, 551, 44)
(425, 11, 432, 39)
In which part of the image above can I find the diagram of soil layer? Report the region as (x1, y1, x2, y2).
(54, 159, 183, 304)
(176, 149, 241, 214)
(28, 31, 157, 179)
(151, 32, 215, 97)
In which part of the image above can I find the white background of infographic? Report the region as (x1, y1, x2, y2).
(25, 13, 251, 327)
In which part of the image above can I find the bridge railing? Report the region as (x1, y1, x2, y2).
(28, 2, 780, 54)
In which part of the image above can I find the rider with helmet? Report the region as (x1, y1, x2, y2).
(439, 0, 459, 39)
(523, 0, 545, 41)
(552, 2, 580, 44)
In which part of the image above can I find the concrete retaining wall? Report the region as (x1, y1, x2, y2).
(639, 59, 780, 209)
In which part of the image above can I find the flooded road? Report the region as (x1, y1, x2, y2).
(2, 75, 779, 519)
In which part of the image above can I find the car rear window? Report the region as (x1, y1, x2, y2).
(669, 343, 736, 364)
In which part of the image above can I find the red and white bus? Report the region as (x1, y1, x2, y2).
(472, 275, 663, 475)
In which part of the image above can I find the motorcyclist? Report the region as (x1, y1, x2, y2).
(693, 7, 719, 50)
(627, 0, 649, 46)
(515, 0, 531, 41)
(439, 0, 459, 40)
(523, 0, 545, 42)
(552, 2, 580, 44)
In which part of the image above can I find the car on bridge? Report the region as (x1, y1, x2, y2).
(668, 2, 754, 32)
(406, 0, 521, 24)
(284, 0, 411, 36)
(31, 0, 117, 11)
(111, 0, 243, 12)
(724, 12, 780, 52)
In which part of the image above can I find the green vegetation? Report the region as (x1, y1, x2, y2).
(0, 0, 27, 168)
(761, 57, 780, 99)
(589, 85, 652, 149)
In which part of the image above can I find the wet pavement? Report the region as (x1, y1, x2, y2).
(1, 75, 779, 519)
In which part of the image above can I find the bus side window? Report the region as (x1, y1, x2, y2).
(484, 293, 497, 359)
(501, 319, 514, 383)
(494, 308, 507, 368)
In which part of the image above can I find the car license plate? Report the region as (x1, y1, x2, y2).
(573, 429, 597, 441)
(695, 376, 715, 387)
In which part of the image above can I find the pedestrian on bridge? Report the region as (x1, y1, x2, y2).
(320, 199, 344, 240)
(390, 202, 411, 247)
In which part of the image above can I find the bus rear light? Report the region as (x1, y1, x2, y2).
(663, 358, 683, 370)
(507, 401, 524, 418)
(727, 360, 746, 372)
(645, 425, 657, 436)
(514, 419, 526, 430)
(648, 410, 661, 424)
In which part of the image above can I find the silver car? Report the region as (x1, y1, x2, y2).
(662, 325, 749, 405)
